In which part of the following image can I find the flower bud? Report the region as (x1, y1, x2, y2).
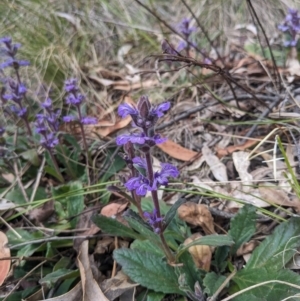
(137, 95, 151, 119)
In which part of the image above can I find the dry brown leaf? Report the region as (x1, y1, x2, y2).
(236, 240, 258, 257)
(94, 237, 114, 255)
(0, 231, 10, 286)
(232, 151, 252, 192)
(259, 185, 300, 212)
(202, 144, 228, 182)
(28, 200, 54, 223)
(177, 202, 215, 234)
(113, 79, 159, 91)
(95, 116, 131, 137)
(216, 139, 258, 157)
(184, 233, 212, 271)
(158, 139, 198, 161)
(101, 203, 128, 217)
(78, 240, 109, 301)
(39, 282, 82, 301)
(100, 271, 138, 301)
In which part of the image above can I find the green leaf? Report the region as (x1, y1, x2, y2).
(113, 248, 182, 294)
(245, 217, 300, 270)
(92, 214, 142, 240)
(54, 257, 71, 271)
(233, 268, 300, 301)
(20, 149, 40, 166)
(101, 150, 126, 182)
(66, 182, 84, 228)
(163, 198, 187, 230)
(203, 272, 226, 296)
(39, 268, 79, 287)
(147, 291, 165, 301)
(131, 240, 164, 256)
(176, 235, 234, 260)
(228, 204, 256, 254)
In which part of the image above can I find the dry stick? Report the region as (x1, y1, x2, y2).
(246, 0, 282, 91)
(156, 94, 282, 131)
(241, 95, 283, 142)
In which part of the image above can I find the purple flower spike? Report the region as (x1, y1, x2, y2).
(10, 105, 27, 118)
(65, 93, 84, 106)
(0, 37, 12, 44)
(118, 103, 139, 118)
(0, 127, 5, 136)
(80, 116, 97, 125)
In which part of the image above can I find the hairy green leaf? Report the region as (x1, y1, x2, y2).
(66, 182, 84, 228)
(113, 248, 182, 294)
(203, 272, 226, 296)
(233, 268, 300, 301)
(245, 217, 300, 270)
(228, 204, 256, 254)
(92, 214, 142, 240)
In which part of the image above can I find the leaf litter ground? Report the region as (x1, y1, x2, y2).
(1, 1, 300, 300)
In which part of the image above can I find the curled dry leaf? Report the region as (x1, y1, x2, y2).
(0, 231, 10, 286)
(202, 144, 228, 182)
(78, 240, 109, 301)
(100, 271, 138, 301)
(177, 202, 215, 235)
(216, 139, 258, 158)
(232, 151, 252, 192)
(236, 240, 259, 257)
(258, 185, 300, 212)
(184, 233, 212, 271)
(101, 203, 128, 217)
(158, 139, 198, 161)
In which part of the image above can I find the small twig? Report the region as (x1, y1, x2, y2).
(111, 236, 118, 278)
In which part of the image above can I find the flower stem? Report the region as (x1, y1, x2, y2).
(144, 151, 175, 262)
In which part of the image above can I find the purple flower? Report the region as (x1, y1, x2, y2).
(64, 78, 78, 93)
(118, 103, 139, 118)
(143, 209, 163, 233)
(116, 132, 148, 145)
(132, 156, 147, 170)
(116, 132, 166, 146)
(278, 8, 300, 47)
(40, 132, 59, 149)
(150, 102, 170, 118)
(65, 93, 84, 106)
(177, 18, 196, 36)
(80, 116, 97, 125)
(63, 115, 76, 123)
(0, 37, 12, 44)
(0, 127, 5, 136)
(10, 105, 27, 118)
(41, 98, 52, 109)
(0, 58, 29, 70)
(153, 163, 179, 189)
(125, 175, 152, 196)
